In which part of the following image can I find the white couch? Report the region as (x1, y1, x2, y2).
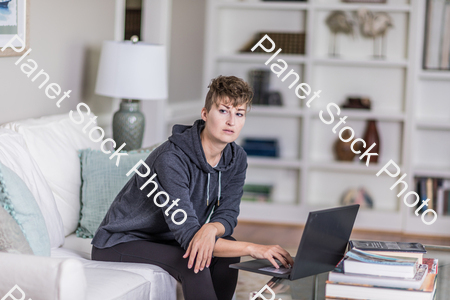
(0, 113, 177, 300)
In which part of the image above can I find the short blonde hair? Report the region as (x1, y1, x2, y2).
(204, 75, 253, 112)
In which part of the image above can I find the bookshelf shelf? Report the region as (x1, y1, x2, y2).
(309, 161, 393, 174)
(312, 3, 411, 13)
(247, 157, 303, 169)
(309, 110, 406, 122)
(216, 1, 310, 11)
(250, 106, 303, 117)
(305, 204, 402, 231)
(239, 201, 308, 224)
(419, 71, 450, 81)
(217, 53, 307, 64)
(416, 119, 450, 131)
(404, 212, 450, 236)
(313, 57, 409, 68)
(216, 0, 411, 13)
(351, 209, 403, 231)
(414, 166, 450, 179)
(240, 201, 402, 231)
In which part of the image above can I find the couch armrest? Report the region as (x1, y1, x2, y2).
(0, 252, 87, 300)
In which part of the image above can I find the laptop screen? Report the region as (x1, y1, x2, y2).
(290, 204, 359, 280)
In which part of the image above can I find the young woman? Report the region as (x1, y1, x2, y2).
(91, 76, 294, 300)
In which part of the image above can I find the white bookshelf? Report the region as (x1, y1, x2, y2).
(197, 0, 450, 236)
(404, 0, 450, 236)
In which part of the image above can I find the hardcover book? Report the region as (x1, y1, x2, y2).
(344, 249, 419, 278)
(349, 240, 426, 263)
(349, 241, 426, 253)
(329, 263, 428, 289)
(326, 258, 439, 300)
(422, 258, 439, 274)
(325, 272, 437, 300)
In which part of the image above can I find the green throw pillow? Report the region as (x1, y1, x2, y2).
(0, 162, 51, 256)
(77, 144, 163, 238)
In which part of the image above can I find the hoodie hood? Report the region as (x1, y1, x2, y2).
(168, 119, 237, 174)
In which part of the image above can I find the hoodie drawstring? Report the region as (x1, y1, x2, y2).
(206, 171, 222, 207)
(207, 173, 210, 206)
(205, 171, 222, 224)
(218, 171, 221, 206)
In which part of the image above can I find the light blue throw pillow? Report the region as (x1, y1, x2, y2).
(77, 146, 161, 238)
(0, 162, 51, 256)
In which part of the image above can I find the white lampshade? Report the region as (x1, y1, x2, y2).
(95, 40, 167, 100)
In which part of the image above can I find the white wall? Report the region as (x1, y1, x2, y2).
(139, 0, 206, 145)
(0, 0, 116, 124)
(168, 0, 206, 104)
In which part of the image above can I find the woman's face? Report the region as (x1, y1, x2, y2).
(201, 98, 246, 145)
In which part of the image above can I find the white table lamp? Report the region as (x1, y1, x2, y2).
(95, 36, 167, 150)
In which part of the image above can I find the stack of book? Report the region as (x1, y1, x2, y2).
(326, 241, 438, 300)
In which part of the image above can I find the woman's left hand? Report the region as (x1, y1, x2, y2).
(183, 223, 218, 273)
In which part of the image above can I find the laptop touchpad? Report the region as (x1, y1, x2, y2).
(259, 266, 292, 274)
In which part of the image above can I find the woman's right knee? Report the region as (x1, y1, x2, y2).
(179, 267, 213, 285)
(91, 246, 121, 262)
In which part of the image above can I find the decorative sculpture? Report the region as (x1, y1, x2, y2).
(356, 9, 393, 58)
(325, 11, 355, 57)
(325, 9, 394, 58)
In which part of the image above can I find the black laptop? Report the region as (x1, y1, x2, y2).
(230, 204, 359, 280)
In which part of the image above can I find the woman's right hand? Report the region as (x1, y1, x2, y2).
(246, 244, 294, 269)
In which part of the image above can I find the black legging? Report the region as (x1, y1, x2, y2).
(91, 236, 240, 300)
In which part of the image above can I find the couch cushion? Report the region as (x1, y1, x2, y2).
(84, 268, 151, 300)
(52, 247, 177, 300)
(77, 149, 152, 238)
(0, 206, 33, 255)
(0, 251, 87, 300)
(1, 113, 102, 237)
(0, 162, 50, 256)
(0, 129, 64, 248)
(63, 233, 94, 259)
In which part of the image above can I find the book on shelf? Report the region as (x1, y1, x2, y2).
(241, 138, 279, 157)
(416, 177, 450, 216)
(424, 0, 450, 70)
(248, 69, 270, 106)
(242, 184, 273, 203)
(344, 249, 419, 278)
(348, 240, 426, 263)
(441, 4, 450, 69)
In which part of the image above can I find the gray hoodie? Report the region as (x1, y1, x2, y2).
(91, 119, 248, 250)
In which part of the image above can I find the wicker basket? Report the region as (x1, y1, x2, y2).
(240, 32, 306, 55)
